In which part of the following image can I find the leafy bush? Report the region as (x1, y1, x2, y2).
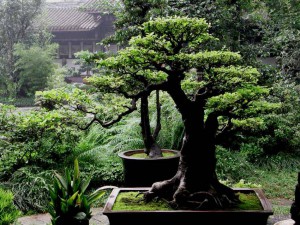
(4, 167, 54, 213)
(0, 105, 81, 180)
(0, 188, 21, 225)
(14, 43, 58, 97)
(240, 143, 264, 163)
(216, 146, 254, 182)
(49, 159, 115, 225)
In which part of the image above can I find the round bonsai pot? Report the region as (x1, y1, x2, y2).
(118, 149, 180, 187)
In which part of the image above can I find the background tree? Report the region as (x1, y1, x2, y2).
(261, 0, 300, 82)
(0, 0, 52, 98)
(166, 0, 266, 65)
(39, 17, 279, 209)
(14, 43, 58, 97)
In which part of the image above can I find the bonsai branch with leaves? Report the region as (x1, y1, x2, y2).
(38, 16, 279, 210)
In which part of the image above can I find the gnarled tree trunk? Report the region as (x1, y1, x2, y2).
(144, 79, 239, 209)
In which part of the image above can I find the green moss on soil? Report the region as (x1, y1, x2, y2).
(130, 152, 176, 158)
(112, 191, 262, 211)
(236, 192, 263, 210)
(112, 191, 172, 211)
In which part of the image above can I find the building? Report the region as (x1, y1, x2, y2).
(45, 0, 117, 75)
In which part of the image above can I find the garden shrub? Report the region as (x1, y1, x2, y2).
(216, 146, 254, 182)
(0, 188, 21, 225)
(0, 105, 82, 180)
(4, 167, 54, 213)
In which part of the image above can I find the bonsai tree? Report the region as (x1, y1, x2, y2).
(38, 16, 279, 209)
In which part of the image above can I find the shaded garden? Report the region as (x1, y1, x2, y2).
(1, 0, 300, 224)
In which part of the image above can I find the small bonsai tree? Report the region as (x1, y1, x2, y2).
(39, 16, 279, 209)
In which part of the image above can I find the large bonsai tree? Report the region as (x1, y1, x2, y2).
(38, 16, 278, 209)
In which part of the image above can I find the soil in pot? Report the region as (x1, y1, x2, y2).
(112, 191, 263, 211)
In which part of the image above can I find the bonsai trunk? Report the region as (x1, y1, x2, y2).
(144, 86, 239, 209)
(140, 92, 162, 158)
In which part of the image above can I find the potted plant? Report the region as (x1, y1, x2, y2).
(103, 187, 273, 225)
(39, 16, 277, 224)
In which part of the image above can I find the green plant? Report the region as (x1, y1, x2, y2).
(0, 188, 21, 225)
(0, 104, 81, 180)
(48, 159, 115, 225)
(216, 146, 254, 182)
(5, 167, 54, 213)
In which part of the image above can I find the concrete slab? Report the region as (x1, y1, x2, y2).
(274, 219, 295, 225)
(16, 208, 109, 225)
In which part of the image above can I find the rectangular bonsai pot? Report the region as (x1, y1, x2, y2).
(103, 187, 273, 225)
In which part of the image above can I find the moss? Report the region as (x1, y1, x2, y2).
(130, 152, 176, 158)
(112, 192, 172, 211)
(112, 191, 263, 211)
(236, 192, 263, 210)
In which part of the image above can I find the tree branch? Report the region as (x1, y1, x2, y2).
(76, 99, 138, 130)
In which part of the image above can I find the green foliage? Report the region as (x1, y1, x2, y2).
(4, 167, 54, 213)
(103, 0, 167, 45)
(14, 43, 58, 96)
(229, 81, 300, 155)
(240, 143, 264, 163)
(48, 159, 115, 225)
(216, 146, 253, 182)
(0, 104, 81, 180)
(0, 188, 21, 225)
(39, 16, 278, 165)
(168, 0, 266, 64)
(0, 0, 49, 98)
(80, 0, 122, 16)
(47, 66, 70, 90)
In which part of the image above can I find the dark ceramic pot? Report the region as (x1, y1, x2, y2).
(118, 149, 180, 187)
(103, 187, 273, 225)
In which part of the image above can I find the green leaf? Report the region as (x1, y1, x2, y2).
(73, 158, 80, 181)
(80, 176, 91, 194)
(54, 173, 68, 191)
(67, 191, 79, 207)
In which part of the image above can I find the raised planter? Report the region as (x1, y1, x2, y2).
(103, 187, 273, 225)
(118, 149, 180, 187)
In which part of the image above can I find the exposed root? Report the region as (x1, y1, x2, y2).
(143, 177, 240, 210)
(144, 174, 180, 202)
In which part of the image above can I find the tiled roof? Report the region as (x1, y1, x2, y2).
(46, 6, 101, 31)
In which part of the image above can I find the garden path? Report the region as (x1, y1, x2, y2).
(16, 210, 290, 225)
(16, 208, 109, 225)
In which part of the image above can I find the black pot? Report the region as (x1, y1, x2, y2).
(118, 149, 180, 187)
